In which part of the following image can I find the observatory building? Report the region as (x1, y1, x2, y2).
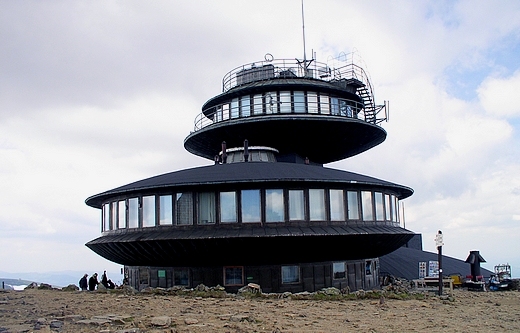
(85, 53, 415, 292)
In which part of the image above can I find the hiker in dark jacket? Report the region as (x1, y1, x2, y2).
(88, 273, 99, 291)
(79, 274, 88, 291)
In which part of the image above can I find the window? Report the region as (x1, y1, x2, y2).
(309, 189, 326, 221)
(333, 262, 347, 279)
(224, 267, 244, 286)
(198, 192, 216, 224)
(174, 268, 189, 286)
(230, 98, 239, 118)
(394, 196, 400, 222)
(240, 95, 250, 117)
(142, 195, 156, 227)
(215, 105, 223, 122)
(384, 194, 391, 221)
(361, 191, 374, 221)
(331, 97, 339, 115)
(289, 190, 305, 221)
(320, 94, 330, 114)
(279, 91, 291, 113)
(365, 260, 372, 276)
(103, 203, 110, 231)
(308, 92, 318, 113)
(128, 198, 139, 228)
(176, 192, 193, 225)
(375, 192, 384, 221)
(330, 189, 345, 221)
(159, 195, 173, 225)
(222, 103, 230, 120)
(118, 200, 126, 228)
(253, 94, 263, 115)
(347, 191, 359, 220)
(220, 191, 237, 223)
(265, 92, 276, 114)
(266, 189, 284, 222)
(281, 265, 300, 284)
(241, 190, 261, 223)
(293, 91, 305, 113)
(111, 202, 117, 230)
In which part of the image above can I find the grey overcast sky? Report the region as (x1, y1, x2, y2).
(1, 0, 520, 277)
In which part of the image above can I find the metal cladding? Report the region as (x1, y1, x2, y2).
(86, 225, 414, 267)
(184, 115, 386, 164)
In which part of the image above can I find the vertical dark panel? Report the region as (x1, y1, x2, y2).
(347, 262, 356, 291)
(314, 264, 325, 290)
(302, 264, 313, 291)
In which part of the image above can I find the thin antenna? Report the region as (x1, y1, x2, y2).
(301, 0, 306, 63)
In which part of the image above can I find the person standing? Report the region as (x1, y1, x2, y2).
(79, 274, 88, 291)
(101, 270, 108, 288)
(88, 273, 99, 291)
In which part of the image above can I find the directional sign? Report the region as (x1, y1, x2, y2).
(435, 231, 444, 247)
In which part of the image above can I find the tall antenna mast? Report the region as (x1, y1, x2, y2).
(301, 0, 307, 63)
(298, 0, 313, 77)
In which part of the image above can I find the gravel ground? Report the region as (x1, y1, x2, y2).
(1, 288, 520, 332)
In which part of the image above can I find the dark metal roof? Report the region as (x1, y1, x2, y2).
(379, 247, 493, 280)
(86, 225, 415, 267)
(203, 78, 362, 111)
(184, 115, 386, 164)
(86, 162, 413, 208)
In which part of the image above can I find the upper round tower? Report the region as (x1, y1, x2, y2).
(184, 53, 388, 165)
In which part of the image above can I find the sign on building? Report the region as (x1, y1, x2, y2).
(428, 261, 439, 277)
(419, 261, 427, 278)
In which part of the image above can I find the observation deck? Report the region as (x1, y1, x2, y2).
(184, 54, 389, 164)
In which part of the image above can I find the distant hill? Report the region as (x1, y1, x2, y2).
(0, 270, 123, 288)
(0, 278, 35, 290)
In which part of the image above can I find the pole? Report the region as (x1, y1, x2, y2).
(437, 230, 443, 296)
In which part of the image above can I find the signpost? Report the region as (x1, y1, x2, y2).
(435, 230, 444, 295)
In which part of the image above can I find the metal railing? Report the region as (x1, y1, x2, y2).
(190, 54, 387, 132)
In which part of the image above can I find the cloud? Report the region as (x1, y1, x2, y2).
(478, 70, 520, 117)
(1, 0, 520, 276)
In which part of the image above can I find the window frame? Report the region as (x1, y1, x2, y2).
(281, 265, 300, 284)
(223, 266, 244, 286)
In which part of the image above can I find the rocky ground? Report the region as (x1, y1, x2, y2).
(1, 285, 520, 333)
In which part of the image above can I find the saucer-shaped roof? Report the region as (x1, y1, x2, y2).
(86, 162, 413, 208)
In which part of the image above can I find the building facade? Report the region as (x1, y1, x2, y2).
(86, 53, 414, 292)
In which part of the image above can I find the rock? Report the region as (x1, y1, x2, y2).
(195, 284, 209, 292)
(62, 284, 79, 292)
(184, 317, 199, 325)
(49, 320, 64, 329)
(25, 282, 39, 290)
(120, 285, 138, 294)
(77, 318, 112, 326)
(279, 292, 292, 298)
(230, 314, 254, 322)
(212, 284, 226, 291)
(38, 283, 53, 290)
(115, 329, 142, 333)
(151, 316, 171, 327)
(238, 283, 262, 295)
(319, 287, 341, 295)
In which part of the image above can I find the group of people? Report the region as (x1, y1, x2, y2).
(79, 270, 116, 291)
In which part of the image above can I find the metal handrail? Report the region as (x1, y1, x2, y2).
(190, 54, 386, 132)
